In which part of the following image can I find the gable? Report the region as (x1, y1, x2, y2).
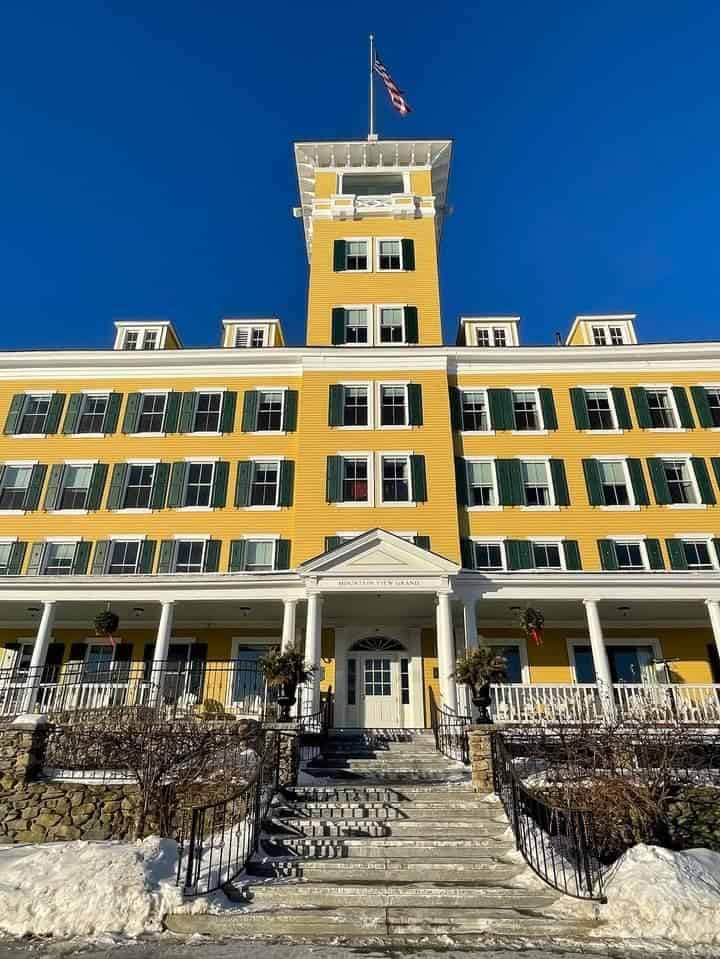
(299, 529, 458, 577)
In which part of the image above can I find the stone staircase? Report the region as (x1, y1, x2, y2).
(167, 730, 599, 942)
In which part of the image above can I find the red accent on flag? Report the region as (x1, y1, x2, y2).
(373, 54, 412, 116)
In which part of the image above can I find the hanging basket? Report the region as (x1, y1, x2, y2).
(94, 609, 120, 638)
(519, 607, 545, 646)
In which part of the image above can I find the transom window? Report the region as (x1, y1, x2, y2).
(19, 396, 50, 435)
(108, 540, 141, 574)
(123, 465, 155, 509)
(461, 391, 489, 432)
(682, 540, 714, 570)
(474, 542, 504, 571)
(532, 542, 562, 569)
(0, 543, 12, 574)
(379, 307, 404, 343)
(521, 461, 551, 507)
(193, 392, 222, 433)
(345, 240, 368, 271)
(512, 391, 540, 431)
(174, 541, 205, 574)
(378, 240, 402, 270)
(663, 459, 698, 505)
(615, 541, 645, 570)
(0, 467, 31, 510)
(183, 463, 214, 508)
(58, 466, 92, 510)
(77, 395, 108, 434)
(380, 386, 407, 426)
(381, 456, 410, 503)
(43, 543, 76, 575)
(256, 391, 284, 431)
(598, 461, 630, 506)
(706, 389, 720, 427)
(342, 457, 369, 503)
(586, 390, 615, 430)
(250, 462, 280, 507)
(646, 390, 677, 429)
(245, 540, 275, 572)
(468, 461, 496, 507)
(138, 394, 167, 433)
(343, 386, 368, 427)
(345, 309, 369, 345)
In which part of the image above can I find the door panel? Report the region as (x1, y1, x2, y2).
(361, 655, 401, 727)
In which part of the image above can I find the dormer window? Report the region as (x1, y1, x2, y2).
(142, 330, 158, 350)
(123, 331, 139, 350)
(461, 318, 519, 348)
(234, 327, 265, 348)
(115, 322, 177, 351)
(251, 329, 265, 348)
(591, 323, 627, 345)
(493, 328, 507, 347)
(477, 329, 490, 347)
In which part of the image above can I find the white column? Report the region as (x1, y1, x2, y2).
(21, 601, 56, 713)
(304, 593, 323, 715)
(583, 599, 614, 719)
(706, 599, 720, 665)
(436, 591, 458, 713)
(149, 601, 175, 706)
(281, 599, 298, 653)
(463, 597, 479, 653)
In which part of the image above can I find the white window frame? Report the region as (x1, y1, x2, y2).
(117, 460, 158, 514)
(375, 237, 406, 272)
(105, 535, 146, 575)
(660, 455, 705, 509)
(673, 535, 720, 571)
(41, 539, 81, 576)
(378, 451, 415, 507)
(233, 325, 271, 349)
(596, 456, 639, 511)
(699, 383, 720, 431)
(246, 457, 284, 511)
(0, 537, 18, 575)
(377, 381, 411, 431)
(338, 236, 372, 272)
(527, 537, 567, 571)
(170, 534, 210, 574)
(470, 537, 507, 572)
(376, 303, 408, 345)
(337, 382, 373, 431)
(190, 387, 226, 436)
(337, 452, 374, 507)
(340, 303, 373, 347)
(337, 170, 410, 196)
(466, 458, 501, 511)
(578, 386, 621, 434)
(49, 460, 98, 516)
(607, 535, 650, 571)
(12, 392, 55, 439)
(590, 323, 630, 346)
(117, 325, 166, 351)
(72, 392, 111, 438)
(241, 534, 280, 572)
(459, 388, 494, 435)
(640, 384, 683, 432)
(251, 386, 288, 435)
(519, 458, 557, 511)
(0, 460, 37, 515)
(511, 388, 547, 435)
(135, 390, 170, 437)
(179, 459, 217, 512)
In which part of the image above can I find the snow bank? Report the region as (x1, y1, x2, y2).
(0, 837, 207, 939)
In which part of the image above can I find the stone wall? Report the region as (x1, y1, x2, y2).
(467, 725, 498, 794)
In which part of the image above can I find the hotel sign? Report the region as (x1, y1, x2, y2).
(322, 575, 448, 591)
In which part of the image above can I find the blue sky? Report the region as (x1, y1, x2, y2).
(1, 1, 719, 350)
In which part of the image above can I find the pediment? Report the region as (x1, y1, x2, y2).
(299, 529, 459, 577)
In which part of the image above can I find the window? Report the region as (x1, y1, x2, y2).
(381, 456, 410, 503)
(521, 461, 551, 506)
(378, 240, 402, 270)
(615, 541, 645, 570)
(137, 394, 167, 433)
(474, 542, 504, 571)
(379, 307, 404, 343)
(646, 390, 677, 429)
(0, 467, 31, 510)
(75, 395, 108, 434)
(512, 391, 541, 431)
(476, 329, 490, 347)
(43, 543, 76, 575)
(682, 540, 714, 570)
(468, 461, 497, 507)
(598, 461, 630, 506)
(174, 541, 206, 573)
(0, 543, 13, 574)
(193, 392, 222, 433)
(342, 457, 369, 503)
(19, 396, 50, 435)
(592, 326, 607, 346)
(233, 327, 266, 348)
(123, 465, 155, 509)
(58, 465, 92, 510)
(183, 463, 214, 508)
(107, 540, 141, 574)
(493, 328, 507, 347)
(344, 309, 369, 345)
(343, 386, 368, 427)
(609, 327, 624, 345)
(250, 461, 280, 506)
(123, 330, 139, 350)
(380, 386, 407, 426)
(345, 240, 368, 270)
(707, 389, 720, 427)
(256, 391, 283, 431)
(663, 459, 698, 505)
(586, 390, 615, 430)
(365, 658, 392, 696)
(234, 328, 249, 348)
(245, 540, 275, 572)
(341, 172, 404, 196)
(142, 331, 158, 350)
(250, 328, 265, 348)
(461, 391, 489, 432)
(532, 542, 562, 569)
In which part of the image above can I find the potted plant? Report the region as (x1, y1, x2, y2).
(454, 647, 508, 724)
(520, 607, 545, 647)
(94, 608, 120, 645)
(259, 644, 316, 722)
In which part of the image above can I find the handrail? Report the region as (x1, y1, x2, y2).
(430, 699, 471, 764)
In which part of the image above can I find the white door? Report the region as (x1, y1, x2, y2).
(360, 654, 402, 728)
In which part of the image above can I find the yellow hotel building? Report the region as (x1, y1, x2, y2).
(1, 136, 720, 728)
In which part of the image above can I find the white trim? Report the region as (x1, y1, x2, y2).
(517, 456, 556, 509)
(465, 457, 502, 511)
(335, 381, 374, 431)
(171, 533, 211, 541)
(108, 533, 146, 541)
(376, 303, 409, 346)
(469, 537, 507, 572)
(335, 452, 374, 508)
(378, 451, 416, 507)
(376, 381, 411, 430)
(335, 236, 372, 273)
(457, 387, 494, 434)
(374, 237, 406, 273)
(593, 456, 638, 509)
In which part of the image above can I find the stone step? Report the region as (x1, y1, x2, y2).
(285, 785, 477, 803)
(306, 760, 455, 771)
(275, 818, 510, 839)
(277, 801, 504, 821)
(280, 836, 513, 859)
(302, 770, 469, 784)
(297, 857, 525, 883)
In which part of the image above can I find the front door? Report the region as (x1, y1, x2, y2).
(360, 654, 402, 728)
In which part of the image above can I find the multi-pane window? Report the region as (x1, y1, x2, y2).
(493, 328, 507, 347)
(378, 240, 402, 270)
(706, 389, 720, 427)
(256, 391, 283, 431)
(468, 461, 496, 507)
(0, 543, 12, 574)
(193, 392, 222, 432)
(364, 658, 391, 695)
(123, 465, 155, 508)
(0, 467, 31, 510)
(615, 541, 645, 570)
(586, 390, 615, 430)
(592, 326, 607, 345)
(174, 541, 205, 573)
(250, 462, 279, 506)
(345, 309, 369, 344)
(58, 466, 92, 510)
(345, 240, 368, 270)
(380, 386, 407, 426)
(83, 645, 115, 681)
(107, 541, 141, 574)
(682, 540, 714, 570)
(512, 391, 540, 430)
(19, 396, 50, 435)
(250, 328, 265, 348)
(142, 331, 158, 350)
(521, 461, 551, 506)
(381, 457, 410, 502)
(245, 540, 275, 572)
(183, 463, 214, 508)
(343, 386, 368, 427)
(598, 461, 630, 506)
(532, 542, 562, 569)
(461, 391, 489, 431)
(379, 308, 404, 343)
(474, 542, 504, 570)
(476, 329, 490, 346)
(43, 543, 76, 575)
(663, 459, 698, 504)
(123, 330, 139, 350)
(342, 458, 369, 503)
(646, 390, 677, 429)
(137, 394, 167, 433)
(76, 395, 108, 434)
(609, 326, 624, 345)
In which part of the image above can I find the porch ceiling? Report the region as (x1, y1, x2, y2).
(472, 597, 712, 629)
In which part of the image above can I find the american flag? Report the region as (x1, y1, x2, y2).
(373, 53, 412, 116)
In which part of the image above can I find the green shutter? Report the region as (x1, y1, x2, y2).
(691, 457, 716, 505)
(449, 388, 463, 430)
(164, 392, 180, 433)
(672, 387, 695, 429)
(413, 535, 430, 551)
(72, 541, 91, 575)
(506, 540, 533, 570)
(151, 462, 170, 509)
(404, 306, 419, 343)
(598, 540, 619, 571)
(410, 455, 427, 502)
(569, 388, 590, 430)
(157, 540, 175, 574)
(627, 458, 650, 506)
(646, 538, 665, 570)
(86, 464, 108, 510)
(401, 238, 415, 270)
(333, 239, 346, 272)
(326, 456, 343, 502)
(107, 463, 128, 510)
(460, 539, 475, 569)
(234, 461, 252, 507)
(488, 389, 513, 430)
(229, 540, 246, 572)
(455, 457, 469, 506)
(26, 542, 45, 576)
(279, 460, 294, 507)
(328, 385, 344, 427)
(631, 387, 652, 428)
(4, 394, 25, 434)
(91, 540, 110, 575)
(582, 459, 603, 506)
(539, 389, 558, 430)
(331, 308, 346, 345)
(647, 458, 671, 505)
(325, 536, 343, 553)
(212, 461, 229, 508)
(496, 459, 522, 506)
(203, 540, 221, 573)
(44, 464, 65, 510)
(408, 383, 423, 425)
(691, 386, 713, 428)
(167, 462, 187, 508)
(241, 390, 259, 432)
(179, 392, 197, 433)
(564, 540, 582, 571)
(666, 539, 688, 570)
(24, 464, 47, 511)
(122, 393, 142, 433)
(549, 459, 570, 506)
(275, 539, 291, 570)
(284, 390, 298, 432)
(7, 542, 26, 575)
(611, 388, 632, 429)
(45, 394, 65, 434)
(62, 393, 83, 434)
(104, 392, 122, 434)
(220, 391, 237, 433)
(139, 540, 156, 573)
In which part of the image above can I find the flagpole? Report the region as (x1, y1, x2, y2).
(368, 34, 377, 141)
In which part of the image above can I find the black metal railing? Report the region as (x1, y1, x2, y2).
(491, 730, 606, 901)
(430, 699, 470, 764)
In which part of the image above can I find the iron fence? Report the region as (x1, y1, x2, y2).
(430, 700, 470, 764)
